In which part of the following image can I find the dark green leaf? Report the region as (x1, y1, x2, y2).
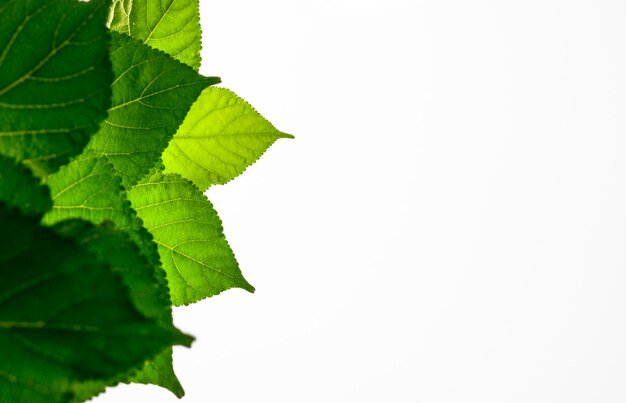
(0, 0, 112, 176)
(0, 154, 51, 215)
(0, 207, 192, 402)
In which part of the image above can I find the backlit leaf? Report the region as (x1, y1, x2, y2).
(109, 0, 202, 70)
(162, 87, 293, 190)
(127, 171, 254, 306)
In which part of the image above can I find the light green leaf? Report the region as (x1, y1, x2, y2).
(42, 153, 185, 397)
(109, 0, 202, 70)
(127, 171, 254, 306)
(107, 0, 130, 33)
(86, 32, 218, 187)
(162, 87, 293, 190)
(0, 207, 192, 403)
(0, 0, 112, 176)
(0, 154, 51, 216)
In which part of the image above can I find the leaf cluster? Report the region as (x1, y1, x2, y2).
(0, 0, 290, 401)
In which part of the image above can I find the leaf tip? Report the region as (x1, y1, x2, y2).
(244, 282, 256, 294)
(207, 76, 222, 86)
(173, 385, 186, 399)
(176, 331, 195, 348)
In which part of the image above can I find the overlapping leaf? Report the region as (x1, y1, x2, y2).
(109, 0, 202, 70)
(42, 154, 184, 397)
(86, 32, 218, 187)
(70, 347, 183, 401)
(0, 0, 112, 176)
(163, 87, 293, 190)
(127, 171, 254, 306)
(42, 153, 158, 265)
(0, 0, 290, 401)
(0, 206, 192, 403)
(58, 221, 191, 400)
(0, 155, 51, 216)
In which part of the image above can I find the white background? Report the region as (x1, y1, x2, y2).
(96, 1, 626, 402)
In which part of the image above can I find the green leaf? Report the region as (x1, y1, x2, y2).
(70, 222, 185, 398)
(131, 348, 184, 398)
(70, 350, 184, 400)
(162, 87, 293, 190)
(0, 207, 192, 403)
(86, 32, 219, 187)
(42, 153, 158, 266)
(42, 153, 185, 397)
(127, 171, 254, 306)
(0, 155, 51, 216)
(57, 220, 172, 333)
(109, 0, 202, 70)
(0, 0, 112, 176)
(42, 153, 134, 227)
